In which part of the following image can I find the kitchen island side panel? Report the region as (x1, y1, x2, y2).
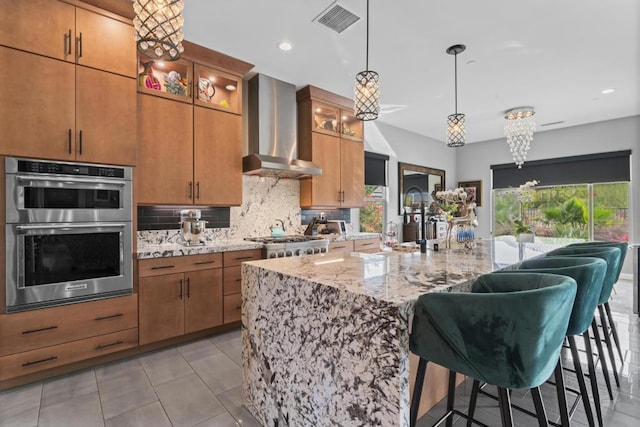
(242, 266, 413, 427)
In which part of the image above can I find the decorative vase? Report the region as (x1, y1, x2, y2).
(517, 232, 535, 243)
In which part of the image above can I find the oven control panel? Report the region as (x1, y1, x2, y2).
(17, 159, 125, 178)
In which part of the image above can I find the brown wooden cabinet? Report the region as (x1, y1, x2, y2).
(0, 294, 138, 381)
(222, 249, 263, 324)
(137, 52, 249, 206)
(0, 1, 137, 165)
(138, 253, 224, 345)
(297, 86, 365, 209)
(0, 0, 136, 77)
(354, 237, 380, 253)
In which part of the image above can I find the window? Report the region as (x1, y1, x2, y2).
(360, 152, 389, 233)
(492, 182, 629, 243)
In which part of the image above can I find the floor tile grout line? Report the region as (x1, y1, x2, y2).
(93, 368, 107, 427)
(36, 380, 44, 427)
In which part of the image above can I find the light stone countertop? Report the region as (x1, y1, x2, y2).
(136, 233, 381, 259)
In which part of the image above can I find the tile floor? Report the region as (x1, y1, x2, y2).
(1, 279, 638, 426)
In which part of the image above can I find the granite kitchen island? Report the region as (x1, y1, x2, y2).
(241, 240, 546, 426)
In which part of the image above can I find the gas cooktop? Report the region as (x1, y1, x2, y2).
(245, 235, 329, 258)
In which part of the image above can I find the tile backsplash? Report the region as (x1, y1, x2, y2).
(138, 206, 230, 231)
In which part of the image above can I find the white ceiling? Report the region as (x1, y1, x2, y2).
(183, 0, 639, 144)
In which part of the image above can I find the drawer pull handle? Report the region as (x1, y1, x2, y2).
(361, 243, 374, 246)
(22, 356, 58, 367)
(333, 245, 346, 249)
(151, 265, 175, 270)
(22, 325, 58, 335)
(95, 340, 124, 350)
(95, 313, 123, 321)
(194, 261, 215, 265)
(234, 256, 255, 260)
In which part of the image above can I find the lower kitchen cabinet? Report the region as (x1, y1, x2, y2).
(354, 237, 380, 253)
(138, 253, 223, 345)
(222, 249, 263, 324)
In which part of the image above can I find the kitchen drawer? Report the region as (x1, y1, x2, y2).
(354, 238, 380, 253)
(0, 328, 138, 382)
(224, 265, 242, 295)
(139, 253, 222, 277)
(223, 249, 263, 267)
(328, 240, 354, 254)
(0, 295, 138, 357)
(224, 294, 242, 324)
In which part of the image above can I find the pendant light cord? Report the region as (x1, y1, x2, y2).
(366, 0, 369, 71)
(454, 52, 458, 114)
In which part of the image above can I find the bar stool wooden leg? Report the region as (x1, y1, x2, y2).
(467, 379, 481, 427)
(591, 320, 614, 399)
(604, 301, 624, 361)
(568, 336, 596, 427)
(531, 386, 549, 427)
(553, 359, 570, 427)
(410, 358, 428, 427)
(583, 331, 604, 427)
(497, 387, 514, 427)
(599, 304, 621, 387)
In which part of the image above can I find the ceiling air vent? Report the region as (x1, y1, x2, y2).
(313, 1, 360, 34)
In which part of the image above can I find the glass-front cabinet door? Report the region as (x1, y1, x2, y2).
(340, 109, 363, 141)
(137, 53, 192, 102)
(193, 64, 241, 114)
(311, 101, 340, 137)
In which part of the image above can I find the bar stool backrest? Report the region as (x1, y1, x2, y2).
(568, 241, 627, 282)
(546, 246, 621, 305)
(410, 273, 576, 390)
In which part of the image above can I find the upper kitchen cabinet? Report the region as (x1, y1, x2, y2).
(308, 100, 363, 142)
(137, 53, 193, 103)
(0, 0, 136, 78)
(0, 0, 137, 165)
(297, 86, 365, 208)
(137, 41, 252, 206)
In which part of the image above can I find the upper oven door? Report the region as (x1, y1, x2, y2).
(6, 173, 132, 223)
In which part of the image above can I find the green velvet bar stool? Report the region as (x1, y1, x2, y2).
(483, 256, 607, 427)
(568, 241, 628, 361)
(546, 246, 622, 397)
(409, 273, 577, 427)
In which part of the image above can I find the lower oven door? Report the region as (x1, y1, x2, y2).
(6, 222, 133, 312)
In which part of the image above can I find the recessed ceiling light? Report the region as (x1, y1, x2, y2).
(225, 85, 236, 91)
(156, 61, 165, 68)
(601, 88, 615, 95)
(278, 41, 293, 51)
(208, 77, 216, 82)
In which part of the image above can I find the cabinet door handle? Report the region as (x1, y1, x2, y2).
(338, 191, 342, 203)
(188, 182, 193, 199)
(76, 32, 83, 58)
(186, 278, 191, 298)
(22, 356, 58, 367)
(179, 279, 183, 299)
(79, 130, 83, 155)
(64, 29, 72, 55)
(22, 325, 58, 335)
(150, 265, 175, 270)
(94, 313, 124, 321)
(68, 129, 72, 154)
(196, 181, 200, 200)
(95, 340, 124, 350)
(194, 261, 215, 265)
(234, 278, 241, 282)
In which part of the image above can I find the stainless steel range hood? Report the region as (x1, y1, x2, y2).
(243, 74, 322, 179)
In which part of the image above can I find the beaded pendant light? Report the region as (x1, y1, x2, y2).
(133, 0, 185, 61)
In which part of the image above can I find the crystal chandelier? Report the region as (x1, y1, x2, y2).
(504, 107, 536, 169)
(133, 0, 185, 61)
(354, 0, 380, 121)
(446, 44, 466, 147)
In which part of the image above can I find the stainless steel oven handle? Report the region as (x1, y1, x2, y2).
(16, 175, 126, 187)
(16, 223, 127, 231)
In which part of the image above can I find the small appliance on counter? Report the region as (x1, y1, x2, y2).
(180, 209, 207, 246)
(324, 220, 348, 236)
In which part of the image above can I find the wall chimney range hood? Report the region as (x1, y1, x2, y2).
(243, 74, 322, 179)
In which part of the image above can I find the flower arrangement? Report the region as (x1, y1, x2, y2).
(435, 188, 468, 217)
(514, 180, 538, 237)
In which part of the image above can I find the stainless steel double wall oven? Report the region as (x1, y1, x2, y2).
(5, 157, 133, 312)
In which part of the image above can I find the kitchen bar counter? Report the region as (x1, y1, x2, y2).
(241, 239, 549, 426)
